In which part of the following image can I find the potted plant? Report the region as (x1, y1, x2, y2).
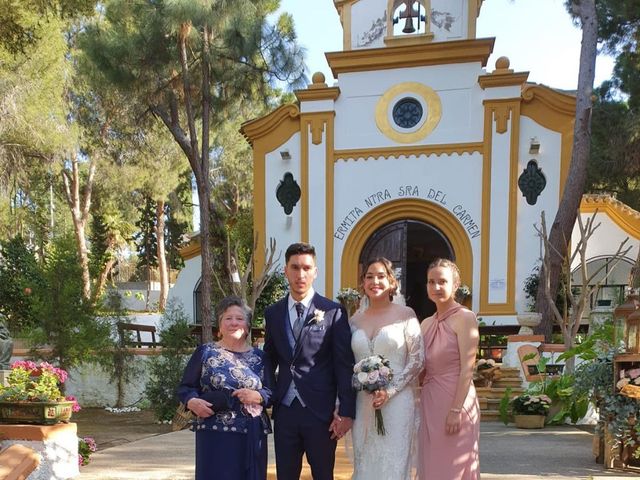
(474, 359, 500, 387)
(78, 436, 97, 466)
(0, 360, 80, 424)
(511, 393, 551, 429)
(455, 284, 472, 303)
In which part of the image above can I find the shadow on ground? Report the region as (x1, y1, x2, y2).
(75, 408, 171, 449)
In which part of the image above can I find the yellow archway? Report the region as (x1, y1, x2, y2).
(340, 199, 473, 291)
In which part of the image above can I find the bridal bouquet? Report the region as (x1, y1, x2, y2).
(352, 355, 393, 435)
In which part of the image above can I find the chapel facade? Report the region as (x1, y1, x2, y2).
(240, 0, 575, 324)
(172, 0, 640, 326)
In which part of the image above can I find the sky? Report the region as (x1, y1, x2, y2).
(277, 0, 615, 91)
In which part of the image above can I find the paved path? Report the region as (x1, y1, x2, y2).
(78, 422, 637, 479)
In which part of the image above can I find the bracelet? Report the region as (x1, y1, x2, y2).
(450, 408, 462, 413)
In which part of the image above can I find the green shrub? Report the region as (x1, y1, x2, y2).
(27, 235, 111, 376)
(0, 236, 45, 334)
(97, 291, 143, 408)
(253, 272, 287, 326)
(144, 299, 196, 421)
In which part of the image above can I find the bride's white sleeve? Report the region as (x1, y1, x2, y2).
(387, 317, 424, 398)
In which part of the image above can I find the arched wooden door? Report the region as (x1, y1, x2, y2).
(359, 220, 454, 320)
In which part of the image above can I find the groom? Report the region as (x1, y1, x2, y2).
(263, 242, 356, 480)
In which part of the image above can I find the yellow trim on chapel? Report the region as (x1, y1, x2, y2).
(300, 115, 310, 243)
(335, 142, 484, 161)
(478, 72, 529, 89)
(340, 199, 473, 295)
(375, 82, 442, 143)
(479, 98, 520, 316)
(468, 0, 485, 39)
(295, 86, 341, 102)
(300, 110, 338, 294)
(241, 104, 301, 272)
(326, 38, 495, 77)
(178, 237, 201, 261)
(507, 99, 521, 314)
(520, 85, 575, 199)
(580, 194, 640, 239)
(325, 114, 336, 296)
(333, 0, 360, 50)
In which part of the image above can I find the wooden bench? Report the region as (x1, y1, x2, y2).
(517, 344, 543, 382)
(117, 322, 158, 348)
(0, 444, 40, 480)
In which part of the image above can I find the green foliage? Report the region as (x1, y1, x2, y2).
(499, 386, 512, 425)
(573, 350, 614, 409)
(0, 236, 45, 333)
(165, 171, 193, 270)
(254, 272, 288, 326)
(523, 265, 569, 315)
(601, 393, 640, 458)
(0, 0, 95, 54)
(0, 361, 68, 402)
(586, 85, 640, 211)
(596, 0, 640, 107)
(96, 291, 143, 408)
(78, 436, 97, 466)
(134, 195, 158, 272)
(26, 234, 111, 373)
(144, 299, 196, 421)
(511, 393, 552, 416)
(558, 322, 615, 363)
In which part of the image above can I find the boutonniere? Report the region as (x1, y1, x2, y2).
(312, 309, 325, 324)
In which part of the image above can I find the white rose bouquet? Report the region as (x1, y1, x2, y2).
(352, 355, 393, 435)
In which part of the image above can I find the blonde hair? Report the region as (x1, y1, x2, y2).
(427, 258, 461, 287)
(359, 257, 399, 300)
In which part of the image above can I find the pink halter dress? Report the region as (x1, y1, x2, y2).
(419, 305, 480, 480)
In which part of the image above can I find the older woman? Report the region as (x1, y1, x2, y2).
(177, 296, 271, 480)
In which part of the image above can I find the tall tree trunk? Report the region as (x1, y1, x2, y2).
(155, 199, 169, 311)
(61, 153, 95, 301)
(93, 256, 116, 304)
(150, 23, 219, 342)
(534, 0, 597, 340)
(92, 231, 118, 304)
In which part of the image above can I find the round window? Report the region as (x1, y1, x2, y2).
(392, 97, 423, 129)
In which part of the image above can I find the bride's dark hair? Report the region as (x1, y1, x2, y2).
(359, 257, 399, 300)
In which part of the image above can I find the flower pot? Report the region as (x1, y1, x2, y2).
(516, 312, 542, 335)
(0, 400, 74, 425)
(489, 348, 503, 361)
(514, 414, 545, 429)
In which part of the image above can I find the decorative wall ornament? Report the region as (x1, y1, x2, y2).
(492, 104, 511, 134)
(431, 10, 455, 31)
(309, 117, 325, 145)
(518, 160, 546, 205)
(393, 98, 423, 128)
(276, 172, 301, 215)
(356, 16, 386, 47)
(375, 82, 442, 143)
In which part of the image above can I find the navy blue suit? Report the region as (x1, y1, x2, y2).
(263, 293, 356, 480)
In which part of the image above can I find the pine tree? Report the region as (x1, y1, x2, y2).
(79, 0, 305, 340)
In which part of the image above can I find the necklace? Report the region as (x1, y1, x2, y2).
(216, 340, 250, 353)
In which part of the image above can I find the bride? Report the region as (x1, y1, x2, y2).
(349, 257, 424, 479)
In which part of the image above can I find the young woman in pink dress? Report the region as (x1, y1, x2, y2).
(419, 258, 480, 480)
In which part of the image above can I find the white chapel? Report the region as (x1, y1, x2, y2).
(171, 0, 640, 325)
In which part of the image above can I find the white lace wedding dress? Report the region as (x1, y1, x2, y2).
(350, 312, 424, 480)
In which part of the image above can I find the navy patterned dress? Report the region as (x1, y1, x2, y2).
(177, 343, 272, 480)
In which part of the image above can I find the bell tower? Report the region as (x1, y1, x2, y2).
(333, 0, 484, 50)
